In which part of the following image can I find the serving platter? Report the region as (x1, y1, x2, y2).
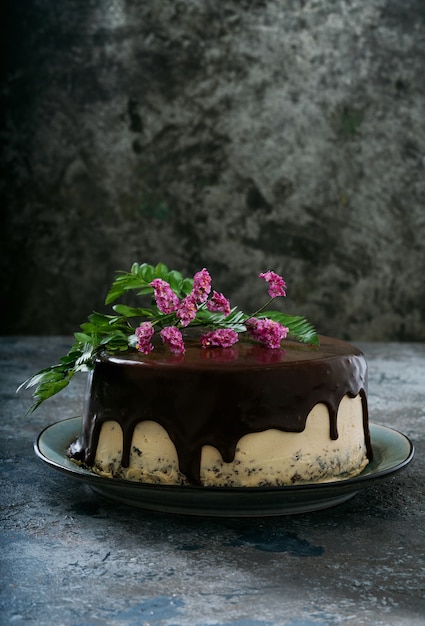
(35, 417, 414, 516)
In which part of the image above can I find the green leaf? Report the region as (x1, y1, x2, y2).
(35, 378, 70, 399)
(167, 270, 184, 293)
(74, 332, 94, 344)
(105, 272, 144, 305)
(193, 306, 247, 333)
(75, 344, 96, 366)
(181, 277, 194, 295)
(19, 365, 75, 413)
(112, 304, 154, 318)
(139, 263, 155, 282)
(105, 284, 126, 305)
(87, 312, 114, 325)
(154, 262, 169, 278)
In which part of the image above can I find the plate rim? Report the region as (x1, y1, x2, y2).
(34, 416, 415, 495)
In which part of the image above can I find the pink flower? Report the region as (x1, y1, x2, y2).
(150, 278, 179, 314)
(177, 293, 198, 327)
(206, 291, 231, 316)
(192, 268, 212, 303)
(160, 326, 185, 354)
(259, 271, 287, 298)
(200, 328, 239, 349)
(135, 322, 155, 354)
(246, 317, 288, 349)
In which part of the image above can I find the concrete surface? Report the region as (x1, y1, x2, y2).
(1, 336, 424, 625)
(2, 1, 425, 340)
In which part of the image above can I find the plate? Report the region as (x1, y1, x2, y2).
(34, 418, 414, 517)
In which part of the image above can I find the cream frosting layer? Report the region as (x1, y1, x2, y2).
(90, 394, 368, 486)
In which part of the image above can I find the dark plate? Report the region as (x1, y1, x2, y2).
(35, 417, 414, 516)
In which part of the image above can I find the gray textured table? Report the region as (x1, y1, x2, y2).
(1, 337, 424, 626)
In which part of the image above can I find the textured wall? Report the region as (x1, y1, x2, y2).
(2, 0, 425, 339)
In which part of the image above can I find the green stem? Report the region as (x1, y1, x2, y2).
(249, 297, 275, 318)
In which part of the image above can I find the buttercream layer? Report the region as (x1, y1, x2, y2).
(88, 394, 368, 486)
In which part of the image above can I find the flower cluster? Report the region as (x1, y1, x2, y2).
(159, 327, 185, 354)
(200, 328, 239, 349)
(150, 279, 180, 314)
(135, 322, 155, 354)
(136, 268, 234, 355)
(246, 317, 288, 349)
(20, 261, 318, 413)
(206, 291, 231, 316)
(135, 267, 290, 355)
(259, 271, 287, 298)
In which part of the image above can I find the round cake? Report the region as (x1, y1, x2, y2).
(68, 335, 372, 487)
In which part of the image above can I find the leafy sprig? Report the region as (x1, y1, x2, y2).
(19, 262, 319, 412)
(105, 262, 193, 305)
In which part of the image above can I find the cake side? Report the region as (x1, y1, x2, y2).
(68, 335, 372, 486)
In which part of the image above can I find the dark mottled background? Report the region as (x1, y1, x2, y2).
(1, 0, 425, 339)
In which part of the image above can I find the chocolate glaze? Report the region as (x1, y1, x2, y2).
(68, 335, 372, 485)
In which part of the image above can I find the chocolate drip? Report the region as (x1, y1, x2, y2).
(69, 336, 372, 485)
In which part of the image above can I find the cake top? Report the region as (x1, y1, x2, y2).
(20, 262, 319, 411)
(102, 334, 361, 371)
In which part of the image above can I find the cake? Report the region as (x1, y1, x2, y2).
(67, 334, 372, 487)
(22, 262, 372, 487)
